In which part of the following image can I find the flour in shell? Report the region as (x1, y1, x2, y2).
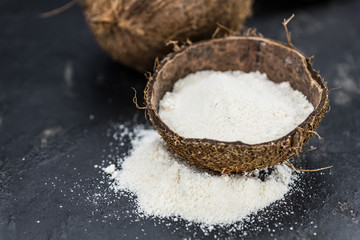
(158, 70, 314, 144)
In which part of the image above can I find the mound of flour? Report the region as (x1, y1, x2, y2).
(159, 70, 314, 144)
(104, 129, 296, 225)
(103, 70, 312, 225)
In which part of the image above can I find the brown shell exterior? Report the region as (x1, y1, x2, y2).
(146, 36, 329, 174)
(81, 0, 253, 72)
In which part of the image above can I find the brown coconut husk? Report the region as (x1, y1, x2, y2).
(81, 0, 253, 72)
(145, 33, 329, 175)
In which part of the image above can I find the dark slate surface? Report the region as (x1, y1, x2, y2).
(1, 0, 359, 239)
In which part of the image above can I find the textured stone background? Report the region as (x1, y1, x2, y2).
(0, 0, 359, 239)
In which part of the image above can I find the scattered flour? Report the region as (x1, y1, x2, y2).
(105, 129, 296, 226)
(102, 70, 312, 227)
(159, 70, 314, 144)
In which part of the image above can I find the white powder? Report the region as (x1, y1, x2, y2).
(159, 70, 314, 144)
(102, 70, 313, 227)
(105, 129, 296, 226)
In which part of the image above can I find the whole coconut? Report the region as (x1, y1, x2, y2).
(81, 0, 253, 72)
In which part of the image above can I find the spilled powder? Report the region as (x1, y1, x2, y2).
(102, 70, 314, 227)
(159, 70, 314, 144)
(104, 128, 297, 226)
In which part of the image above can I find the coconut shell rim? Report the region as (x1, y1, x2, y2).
(146, 36, 329, 147)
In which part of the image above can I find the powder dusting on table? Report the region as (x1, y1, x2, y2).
(105, 129, 297, 226)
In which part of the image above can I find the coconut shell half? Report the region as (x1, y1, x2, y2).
(146, 36, 329, 174)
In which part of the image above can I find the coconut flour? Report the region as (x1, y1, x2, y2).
(104, 129, 296, 225)
(103, 70, 314, 226)
(159, 70, 314, 144)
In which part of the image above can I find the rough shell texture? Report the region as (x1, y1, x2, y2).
(81, 0, 253, 72)
(146, 36, 329, 174)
